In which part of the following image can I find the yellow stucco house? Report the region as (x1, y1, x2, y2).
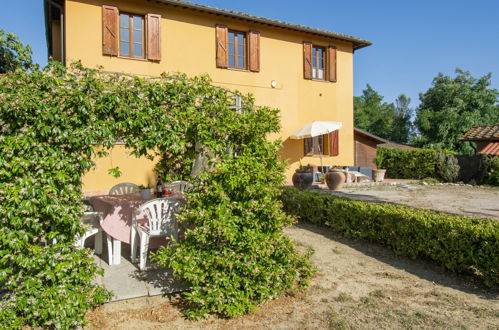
(44, 0, 371, 193)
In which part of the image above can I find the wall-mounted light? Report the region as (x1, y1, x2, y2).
(271, 80, 277, 88)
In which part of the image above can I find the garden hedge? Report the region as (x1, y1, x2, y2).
(376, 146, 498, 185)
(375, 146, 455, 180)
(280, 187, 499, 287)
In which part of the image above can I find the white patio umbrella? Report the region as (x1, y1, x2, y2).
(290, 121, 342, 175)
(290, 121, 342, 139)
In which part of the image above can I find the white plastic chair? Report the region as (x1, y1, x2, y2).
(131, 198, 182, 270)
(164, 180, 192, 193)
(81, 202, 114, 265)
(75, 212, 112, 263)
(109, 182, 139, 195)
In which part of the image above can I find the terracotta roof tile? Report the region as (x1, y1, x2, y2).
(461, 124, 499, 141)
(481, 142, 499, 156)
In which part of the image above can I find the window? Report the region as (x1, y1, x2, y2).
(303, 42, 337, 82)
(103, 6, 161, 61)
(228, 30, 247, 69)
(304, 132, 339, 156)
(312, 46, 325, 80)
(216, 25, 260, 72)
(304, 135, 324, 155)
(119, 13, 145, 58)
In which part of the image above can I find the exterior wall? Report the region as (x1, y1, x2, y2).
(64, 0, 356, 191)
(84, 145, 157, 194)
(354, 133, 378, 168)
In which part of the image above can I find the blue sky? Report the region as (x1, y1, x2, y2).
(1, 0, 498, 107)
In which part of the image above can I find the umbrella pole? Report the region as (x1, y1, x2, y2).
(318, 139, 324, 173)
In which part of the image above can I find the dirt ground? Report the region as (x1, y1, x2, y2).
(85, 221, 499, 329)
(330, 184, 499, 220)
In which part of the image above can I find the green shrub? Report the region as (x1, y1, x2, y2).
(152, 99, 314, 319)
(0, 137, 111, 328)
(376, 147, 456, 180)
(280, 188, 499, 287)
(479, 155, 499, 186)
(434, 152, 460, 182)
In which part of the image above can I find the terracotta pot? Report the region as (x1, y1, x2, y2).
(373, 169, 386, 182)
(292, 171, 313, 190)
(326, 169, 345, 190)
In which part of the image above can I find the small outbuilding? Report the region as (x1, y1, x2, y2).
(460, 124, 499, 156)
(354, 128, 414, 168)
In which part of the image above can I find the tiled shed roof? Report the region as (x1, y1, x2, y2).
(152, 0, 372, 50)
(481, 142, 499, 156)
(354, 128, 416, 150)
(460, 124, 499, 141)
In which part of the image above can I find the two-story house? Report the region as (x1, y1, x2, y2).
(44, 0, 371, 193)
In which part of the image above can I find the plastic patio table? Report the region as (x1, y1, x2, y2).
(89, 193, 185, 265)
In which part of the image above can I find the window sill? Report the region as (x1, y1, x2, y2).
(227, 67, 251, 73)
(309, 78, 331, 83)
(117, 56, 149, 62)
(304, 154, 331, 157)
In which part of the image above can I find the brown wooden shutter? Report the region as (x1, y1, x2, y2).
(303, 42, 313, 79)
(147, 13, 162, 61)
(216, 24, 228, 68)
(330, 130, 339, 156)
(102, 5, 119, 56)
(327, 45, 337, 82)
(248, 30, 260, 72)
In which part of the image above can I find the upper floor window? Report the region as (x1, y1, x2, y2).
(102, 5, 161, 61)
(216, 25, 260, 72)
(312, 46, 325, 80)
(228, 30, 247, 69)
(303, 42, 337, 82)
(119, 13, 145, 59)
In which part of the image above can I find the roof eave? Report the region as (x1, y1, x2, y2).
(354, 127, 389, 144)
(149, 0, 372, 49)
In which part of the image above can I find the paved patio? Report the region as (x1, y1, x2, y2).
(89, 238, 187, 301)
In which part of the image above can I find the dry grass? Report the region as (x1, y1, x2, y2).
(85, 223, 499, 329)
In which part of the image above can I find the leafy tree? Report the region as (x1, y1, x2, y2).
(415, 69, 499, 154)
(354, 85, 413, 143)
(0, 30, 34, 73)
(354, 84, 395, 140)
(391, 94, 414, 144)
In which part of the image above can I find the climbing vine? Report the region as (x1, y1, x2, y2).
(0, 62, 313, 326)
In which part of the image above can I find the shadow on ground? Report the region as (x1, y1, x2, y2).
(90, 237, 187, 301)
(294, 221, 498, 300)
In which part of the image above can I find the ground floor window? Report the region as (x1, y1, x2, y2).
(304, 131, 339, 156)
(304, 135, 326, 155)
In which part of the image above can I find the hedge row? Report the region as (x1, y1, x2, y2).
(280, 187, 499, 287)
(375, 147, 455, 180)
(376, 147, 499, 185)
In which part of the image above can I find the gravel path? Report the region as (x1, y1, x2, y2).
(328, 184, 499, 220)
